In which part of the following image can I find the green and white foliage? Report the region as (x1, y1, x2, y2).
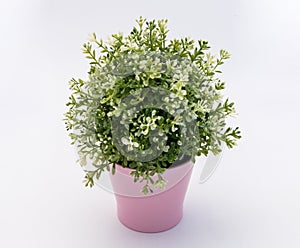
(64, 17, 241, 194)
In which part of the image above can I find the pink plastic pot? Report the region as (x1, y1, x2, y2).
(109, 160, 193, 232)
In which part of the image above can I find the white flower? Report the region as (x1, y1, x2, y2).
(139, 60, 147, 70)
(162, 146, 170, 152)
(121, 137, 139, 151)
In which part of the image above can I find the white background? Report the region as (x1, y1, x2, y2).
(1, 0, 300, 247)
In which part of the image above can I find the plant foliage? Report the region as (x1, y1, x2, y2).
(64, 17, 241, 194)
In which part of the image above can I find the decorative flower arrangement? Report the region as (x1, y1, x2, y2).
(64, 17, 241, 194)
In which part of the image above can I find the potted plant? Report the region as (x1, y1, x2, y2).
(64, 17, 241, 232)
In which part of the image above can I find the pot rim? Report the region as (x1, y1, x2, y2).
(114, 159, 193, 175)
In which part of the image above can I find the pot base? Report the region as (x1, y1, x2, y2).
(116, 194, 185, 233)
(118, 212, 183, 233)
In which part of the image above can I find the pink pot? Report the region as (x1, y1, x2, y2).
(109, 160, 193, 233)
